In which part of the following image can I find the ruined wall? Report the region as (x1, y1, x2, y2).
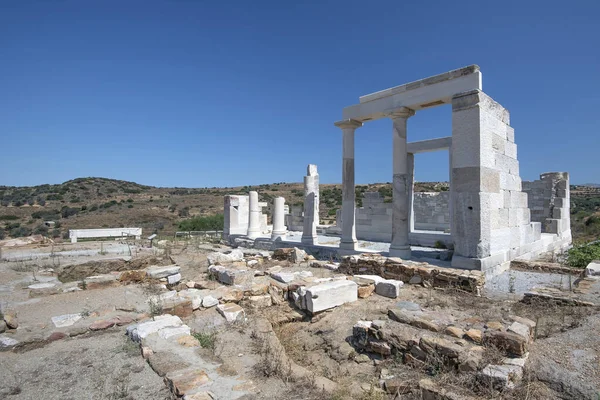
(224, 195, 249, 238)
(522, 172, 571, 238)
(413, 192, 450, 232)
(285, 205, 304, 231)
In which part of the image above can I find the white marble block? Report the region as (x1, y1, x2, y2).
(375, 279, 404, 298)
(305, 280, 358, 313)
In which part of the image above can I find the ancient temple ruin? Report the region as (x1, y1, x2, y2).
(223, 65, 571, 275)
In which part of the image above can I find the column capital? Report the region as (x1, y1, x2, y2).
(334, 119, 363, 129)
(385, 107, 415, 120)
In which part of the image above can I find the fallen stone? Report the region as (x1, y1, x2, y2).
(148, 350, 191, 377)
(503, 353, 528, 367)
(0, 335, 19, 349)
(305, 280, 358, 313)
(127, 314, 183, 342)
(464, 328, 482, 344)
(384, 377, 413, 395)
(396, 301, 421, 311)
(247, 259, 259, 267)
(165, 368, 211, 396)
(216, 303, 245, 322)
(585, 261, 600, 277)
(507, 321, 530, 342)
(289, 247, 306, 263)
(142, 346, 154, 359)
(178, 289, 203, 310)
(357, 284, 375, 298)
(158, 325, 191, 340)
(420, 335, 464, 359)
(47, 331, 67, 342)
(355, 354, 371, 363)
(272, 248, 294, 261)
(167, 273, 182, 284)
(412, 317, 442, 333)
(367, 339, 392, 356)
(484, 330, 528, 357)
(271, 272, 297, 283)
(161, 297, 194, 318)
(444, 326, 464, 338)
(51, 313, 82, 328)
(207, 249, 244, 265)
(459, 347, 483, 372)
(419, 378, 480, 400)
(202, 296, 219, 308)
(28, 282, 60, 297)
(4, 310, 18, 329)
(387, 308, 417, 325)
(353, 321, 372, 345)
(247, 282, 269, 296)
(478, 364, 523, 390)
(221, 288, 244, 303)
(112, 315, 134, 326)
(266, 265, 282, 275)
(0, 320, 6, 333)
(409, 275, 422, 284)
(246, 295, 272, 309)
(509, 315, 536, 334)
(89, 319, 116, 331)
(375, 280, 404, 298)
(146, 265, 181, 279)
(186, 281, 196, 288)
(354, 274, 386, 285)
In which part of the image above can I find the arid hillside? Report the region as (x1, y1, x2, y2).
(0, 177, 597, 242)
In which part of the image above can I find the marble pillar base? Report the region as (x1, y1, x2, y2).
(389, 245, 411, 259)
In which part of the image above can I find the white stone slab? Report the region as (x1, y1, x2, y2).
(305, 280, 358, 313)
(207, 249, 244, 265)
(202, 295, 219, 308)
(0, 335, 19, 348)
(178, 289, 203, 310)
(158, 325, 191, 340)
(271, 272, 297, 283)
(128, 314, 183, 342)
(167, 273, 181, 284)
(28, 283, 56, 289)
(51, 313, 82, 328)
(507, 321, 530, 341)
(146, 265, 181, 279)
(585, 261, 600, 277)
(376, 280, 404, 298)
(353, 275, 386, 285)
(217, 303, 245, 322)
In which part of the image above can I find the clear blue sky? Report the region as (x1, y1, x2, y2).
(1, 1, 598, 188)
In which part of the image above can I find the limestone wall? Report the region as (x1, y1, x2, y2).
(522, 172, 571, 239)
(413, 192, 450, 232)
(285, 206, 304, 231)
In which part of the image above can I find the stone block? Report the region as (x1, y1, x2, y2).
(246, 295, 272, 309)
(158, 325, 191, 340)
(0, 335, 19, 349)
(375, 280, 404, 298)
(506, 126, 515, 142)
(504, 141, 517, 159)
(353, 275, 386, 285)
(28, 282, 60, 298)
(178, 289, 203, 310)
(146, 265, 181, 279)
(201, 296, 218, 308)
(478, 364, 523, 390)
(500, 172, 521, 191)
(207, 249, 244, 265)
(305, 280, 358, 313)
(127, 314, 183, 342)
(51, 313, 82, 328)
(585, 261, 600, 277)
(357, 284, 375, 298)
(507, 322, 530, 342)
(165, 368, 211, 397)
(162, 297, 194, 318)
(483, 331, 528, 357)
(216, 303, 245, 322)
(167, 273, 182, 285)
(84, 274, 120, 290)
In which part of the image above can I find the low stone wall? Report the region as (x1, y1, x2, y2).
(339, 254, 484, 294)
(414, 191, 450, 232)
(522, 172, 571, 239)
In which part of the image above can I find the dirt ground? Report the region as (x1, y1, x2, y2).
(1, 240, 599, 400)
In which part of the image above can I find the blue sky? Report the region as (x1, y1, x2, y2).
(1, 1, 598, 188)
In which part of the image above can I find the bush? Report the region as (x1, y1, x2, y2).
(10, 226, 32, 238)
(566, 242, 600, 269)
(61, 206, 79, 218)
(0, 215, 19, 221)
(32, 210, 60, 220)
(34, 224, 49, 235)
(51, 228, 61, 238)
(178, 214, 224, 231)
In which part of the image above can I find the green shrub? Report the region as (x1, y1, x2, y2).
(10, 226, 32, 237)
(0, 215, 19, 221)
(566, 242, 600, 269)
(178, 214, 224, 231)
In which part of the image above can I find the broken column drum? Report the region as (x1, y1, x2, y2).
(271, 196, 287, 241)
(247, 191, 261, 239)
(301, 164, 320, 245)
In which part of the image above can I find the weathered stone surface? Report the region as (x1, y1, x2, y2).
(420, 335, 464, 359)
(202, 296, 218, 308)
(165, 368, 211, 396)
(178, 289, 203, 310)
(112, 315, 134, 326)
(89, 319, 116, 331)
(221, 288, 244, 303)
(4, 311, 18, 329)
(367, 339, 392, 356)
(357, 284, 375, 298)
(412, 318, 442, 333)
(353, 321, 372, 346)
(464, 329, 482, 344)
(209, 265, 255, 287)
(183, 392, 215, 400)
(146, 265, 181, 279)
(158, 325, 191, 340)
(507, 321, 530, 341)
(509, 315, 536, 333)
(141, 346, 153, 359)
(478, 364, 523, 390)
(458, 347, 483, 372)
(167, 273, 182, 284)
(444, 326, 464, 338)
(246, 295, 272, 309)
(28, 282, 60, 297)
(384, 378, 413, 395)
(177, 335, 200, 347)
(51, 313, 82, 328)
(47, 331, 67, 342)
(118, 269, 147, 283)
(247, 282, 269, 296)
(305, 280, 358, 313)
(290, 247, 307, 263)
(419, 378, 480, 400)
(353, 274, 386, 285)
(84, 274, 120, 290)
(272, 248, 294, 261)
(484, 330, 528, 357)
(216, 303, 245, 322)
(375, 279, 404, 298)
(387, 308, 416, 325)
(207, 249, 244, 265)
(485, 321, 504, 331)
(0, 335, 19, 349)
(127, 314, 183, 342)
(0, 320, 6, 333)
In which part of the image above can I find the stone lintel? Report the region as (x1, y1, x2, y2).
(385, 107, 415, 120)
(334, 119, 363, 129)
(407, 137, 452, 154)
(360, 65, 480, 104)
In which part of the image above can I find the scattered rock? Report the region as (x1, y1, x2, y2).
(141, 346, 153, 359)
(221, 288, 244, 303)
(478, 364, 523, 390)
(216, 304, 245, 322)
(28, 282, 60, 298)
(357, 284, 375, 298)
(409, 275, 422, 284)
(290, 247, 307, 263)
(127, 314, 183, 342)
(375, 280, 404, 298)
(164, 368, 211, 397)
(485, 321, 504, 331)
(177, 335, 200, 348)
(396, 301, 421, 311)
(158, 325, 191, 340)
(46, 331, 67, 342)
(207, 250, 244, 265)
(507, 321, 530, 342)
(89, 319, 116, 331)
(0, 321, 6, 333)
(167, 273, 182, 285)
(83, 274, 120, 290)
(0, 335, 19, 349)
(444, 326, 464, 338)
(246, 295, 272, 309)
(464, 328, 482, 344)
(355, 354, 371, 364)
(4, 310, 18, 329)
(484, 330, 528, 357)
(118, 269, 147, 283)
(585, 261, 600, 277)
(178, 289, 203, 310)
(305, 280, 358, 313)
(51, 313, 82, 328)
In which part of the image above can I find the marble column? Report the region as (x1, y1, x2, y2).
(247, 191, 261, 239)
(334, 119, 363, 250)
(408, 153, 415, 233)
(302, 164, 319, 245)
(271, 197, 287, 241)
(387, 107, 415, 259)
